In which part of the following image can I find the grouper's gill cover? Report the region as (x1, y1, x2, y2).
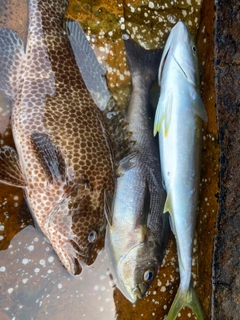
(0, 0, 133, 275)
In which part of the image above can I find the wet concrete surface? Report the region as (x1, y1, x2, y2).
(213, 0, 240, 319)
(1, 0, 238, 319)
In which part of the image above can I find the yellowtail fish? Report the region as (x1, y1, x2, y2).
(105, 34, 169, 303)
(0, 0, 132, 275)
(154, 21, 208, 319)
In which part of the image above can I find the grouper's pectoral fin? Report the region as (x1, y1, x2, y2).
(0, 146, 27, 187)
(65, 19, 110, 111)
(31, 132, 66, 185)
(154, 91, 173, 137)
(0, 28, 25, 99)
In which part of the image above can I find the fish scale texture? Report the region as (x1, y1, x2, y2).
(1, 0, 115, 274)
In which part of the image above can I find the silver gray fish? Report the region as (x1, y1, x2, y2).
(0, 0, 132, 275)
(105, 34, 169, 303)
(154, 21, 207, 320)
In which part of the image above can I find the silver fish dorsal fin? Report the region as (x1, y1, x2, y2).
(0, 146, 27, 187)
(0, 28, 25, 99)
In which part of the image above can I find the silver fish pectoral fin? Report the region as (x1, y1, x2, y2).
(0, 145, 27, 187)
(189, 86, 208, 122)
(104, 189, 114, 226)
(0, 28, 25, 99)
(116, 152, 137, 177)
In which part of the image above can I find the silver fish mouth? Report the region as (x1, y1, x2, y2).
(132, 286, 144, 302)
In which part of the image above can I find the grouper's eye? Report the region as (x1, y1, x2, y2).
(143, 269, 154, 282)
(88, 230, 98, 243)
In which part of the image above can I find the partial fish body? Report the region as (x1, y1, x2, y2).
(154, 21, 207, 319)
(0, 0, 117, 275)
(105, 35, 169, 303)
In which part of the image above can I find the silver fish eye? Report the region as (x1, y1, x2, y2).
(143, 269, 154, 282)
(192, 45, 196, 53)
(88, 230, 98, 243)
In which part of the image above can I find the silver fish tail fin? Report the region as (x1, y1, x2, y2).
(166, 282, 204, 320)
(123, 33, 162, 89)
(0, 28, 24, 99)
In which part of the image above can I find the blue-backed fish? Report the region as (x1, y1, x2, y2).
(154, 21, 207, 319)
(0, 0, 132, 275)
(105, 34, 169, 303)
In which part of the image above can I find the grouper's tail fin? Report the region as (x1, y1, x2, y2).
(166, 282, 204, 320)
(123, 33, 162, 89)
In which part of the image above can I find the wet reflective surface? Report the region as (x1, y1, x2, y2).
(0, 0, 219, 319)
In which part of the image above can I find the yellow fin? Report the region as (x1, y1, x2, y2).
(154, 92, 173, 137)
(163, 192, 172, 214)
(166, 282, 204, 320)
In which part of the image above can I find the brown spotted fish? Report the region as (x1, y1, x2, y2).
(0, 0, 131, 275)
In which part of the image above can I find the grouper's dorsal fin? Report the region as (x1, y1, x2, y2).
(0, 146, 27, 187)
(66, 20, 136, 171)
(103, 97, 136, 173)
(31, 133, 66, 185)
(0, 28, 25, 99)
(65, 19, 110, 111)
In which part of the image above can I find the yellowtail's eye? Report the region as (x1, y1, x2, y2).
(143, 269, 154, 282)
(88, 230, 98, 243)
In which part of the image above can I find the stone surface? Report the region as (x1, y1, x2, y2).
(213, 0, 240, 319)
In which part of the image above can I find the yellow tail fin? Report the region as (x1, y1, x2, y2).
(166, 282, 204, 320)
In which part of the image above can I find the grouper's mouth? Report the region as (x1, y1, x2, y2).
(68, 240, 90, 275)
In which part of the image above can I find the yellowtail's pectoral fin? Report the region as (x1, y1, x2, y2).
(190, 87, 208, 122)
(166, 282, 204, 320)
(0, 146, 27, 187)
(154, 92, 173, 137)
(163, 192, 172, 214)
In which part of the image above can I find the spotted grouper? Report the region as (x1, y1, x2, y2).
(0, 0, 131, 275)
